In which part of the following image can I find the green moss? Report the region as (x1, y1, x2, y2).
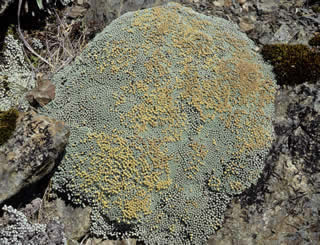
(6, 24, 16, 36)
(312, 5, 320, 13)
(261, 44, 320, 85)
(30, 54, 40, 68)
(309, 33, 320, 46)
(0, 108, 19, 146)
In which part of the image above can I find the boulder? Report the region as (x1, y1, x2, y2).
(39, 197, 91, 241)
(0, 110, 70, 204)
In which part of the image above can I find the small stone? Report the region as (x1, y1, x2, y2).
(212, 0, 224, 7)
(236, 0, 246, 5)
(84, 238, 137, 245)
(223, 0, 232, 8)
(270, 24, 296, 44)
(67, 5, 87, 18)
(239, 19, 255, 32)
(25, 77, 56, 107)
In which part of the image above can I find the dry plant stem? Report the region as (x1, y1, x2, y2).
(37, 179, 52, 223)
(80, 234, 89, 245)
(56, 56, 74, 72)
(17, 0, 54, 68)
(55, 11, 75, 57)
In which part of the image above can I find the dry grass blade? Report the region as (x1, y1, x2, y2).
(39, 9, 87, 73)
(17, 0, 54, 68)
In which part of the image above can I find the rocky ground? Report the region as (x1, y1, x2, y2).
(0, 0, 319, 244)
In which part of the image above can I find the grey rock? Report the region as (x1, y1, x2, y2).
(180, 0, 317, 48)
(84, 238, 137, 245)
(21, 198, 42, 220)
(270, 24, 297, 44)
(39, 198, 91, 241)
(238, 16, 255, 32)
(0, 111, 70, 204)
(256, 0, 279, 14)
(84, 0, 171, 32)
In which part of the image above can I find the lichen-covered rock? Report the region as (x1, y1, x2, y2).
(0, 111, 70, 204)
(40, 3, 277, 244)
(0, 205, 66, 245)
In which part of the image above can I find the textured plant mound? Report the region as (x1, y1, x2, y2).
(41, 3, 277, 244)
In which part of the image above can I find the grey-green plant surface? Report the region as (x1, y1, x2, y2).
(0, 205, 46, 245)
(0, 205, 66, 245)
(40, 2, 277, 244)
(0, 34, 35, 111)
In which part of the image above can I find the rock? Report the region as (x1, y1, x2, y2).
(25, 76, 56, 107)
(39, 197, 91, 241)
(256, 0, 279, 14)
(66, 5, 88, 18)
(83, 0, 171, 33)
(239, 17, 255, 32)
(270, 23, 297, 43)
(0, 111, 70, 204)
(223, 0, 232, 8)
(212, 0, 224, 7)
(84, 238, 137, 245)
(236, 0, 246, 5)
(21, 197, 42, 220)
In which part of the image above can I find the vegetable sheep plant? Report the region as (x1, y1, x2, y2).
(40, 3, 277, 244)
